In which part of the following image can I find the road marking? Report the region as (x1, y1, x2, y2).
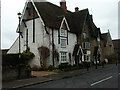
(119, 73, 120, 75)
(91, 76, 113, 86)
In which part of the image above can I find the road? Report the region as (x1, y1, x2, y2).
(23, 64, 119, 88)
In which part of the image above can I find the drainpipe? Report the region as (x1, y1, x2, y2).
(52, 28, 55, 67)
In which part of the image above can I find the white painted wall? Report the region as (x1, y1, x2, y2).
(7, 17, 77, 68)
(52, 29, 77, 67)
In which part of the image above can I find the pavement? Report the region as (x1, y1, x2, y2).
(2, 64, 116, 89)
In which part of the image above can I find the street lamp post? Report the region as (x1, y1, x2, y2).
(17, 12, 22, 79)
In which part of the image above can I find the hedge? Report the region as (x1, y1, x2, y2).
(2, 51, 35, 67)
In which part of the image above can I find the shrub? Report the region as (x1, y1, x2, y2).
(2, 54, 21, 67)
(47, 65, 55, 71)
(107, 53, 120, 63)
(2, 47, 34, 68)
(58, 63, 71, 70)
(21, 50, 35, 61)
(78, 64, 84, 69)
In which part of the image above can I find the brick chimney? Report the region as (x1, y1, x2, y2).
(60, 0, 67, 12)
(75, 7, 79, 12)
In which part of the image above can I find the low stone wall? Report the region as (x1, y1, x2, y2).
(2, 66, 31, 81)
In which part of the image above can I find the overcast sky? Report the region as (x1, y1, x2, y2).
(1, 0, 119, 49)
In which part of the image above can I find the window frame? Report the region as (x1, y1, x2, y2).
(83, 32, 86, 39)
(60, 52, 67, 62)
(97, 37, 100, 41)
(82, 42, 90, 49)
(60, 28, 67, 37)
(61, 38, 67, 48)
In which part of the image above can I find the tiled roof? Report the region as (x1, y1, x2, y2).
(2, 49, 9, 54)
(32, 1, 100, 38)
(34, 2, 88, 34)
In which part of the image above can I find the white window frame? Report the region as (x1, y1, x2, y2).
(86, 55, 90, 62)
(87, 50, 91, 55)
(60, 29, 67, 37)
(97, 37, 100, 41)
(83, 54, 91, 62)
(60, 52, 67, 63)
(83, 32, 86, 38)
(61, 38, 66, 48)
(83, 42, 90, 49)
(24, 41, 27, 46)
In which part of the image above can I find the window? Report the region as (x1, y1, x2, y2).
(85, 42, 90, 49)
(61, 52, 67, 62)
(24, 29, 28, 46)
(82, 42, 90, 49)
(86, 55, 90, 62)
(84, 55, 90, 62)
(87, 50, 91, 55)
(83, 32, 86, 38)
(97, 37, 100, 41)
(24, 41, 27, 46)
(60, 29, 66, 36)
(61, 39, 66, 47)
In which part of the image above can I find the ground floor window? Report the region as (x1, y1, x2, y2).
(61, 52, 67, 62)
(82, 55, 90, 62)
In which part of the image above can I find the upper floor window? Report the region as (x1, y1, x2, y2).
(60, 29, 66, 36)
(97, 37, 100, 41)
(82, 42, 90, 49)
(61, 38, 66, 48)
(83, 32, 86, 39)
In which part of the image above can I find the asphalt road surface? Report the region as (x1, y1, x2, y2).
(23, 64, 119, 88)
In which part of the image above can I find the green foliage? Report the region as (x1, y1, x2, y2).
(21, 50, 35, 61)
(2, 47, 34, 68)
(52, 69, 64, 73)
(108, 53, 120, 60)
(107, 53, 120, 63)
(47, 65, 55, 71)
(58, 63, 70, 70)
(2, 54, 20, 67)
(26, 47, 30, 52)
(78, 64, 84, 69)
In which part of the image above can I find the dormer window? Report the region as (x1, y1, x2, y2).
(83, 32, 86, 38)
(61, 29, 66, 36)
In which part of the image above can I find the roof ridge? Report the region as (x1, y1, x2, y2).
(44, 1, 72, 13)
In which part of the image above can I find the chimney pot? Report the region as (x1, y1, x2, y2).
(60, 0, 67, 12)
(75, 7, 79, 12)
